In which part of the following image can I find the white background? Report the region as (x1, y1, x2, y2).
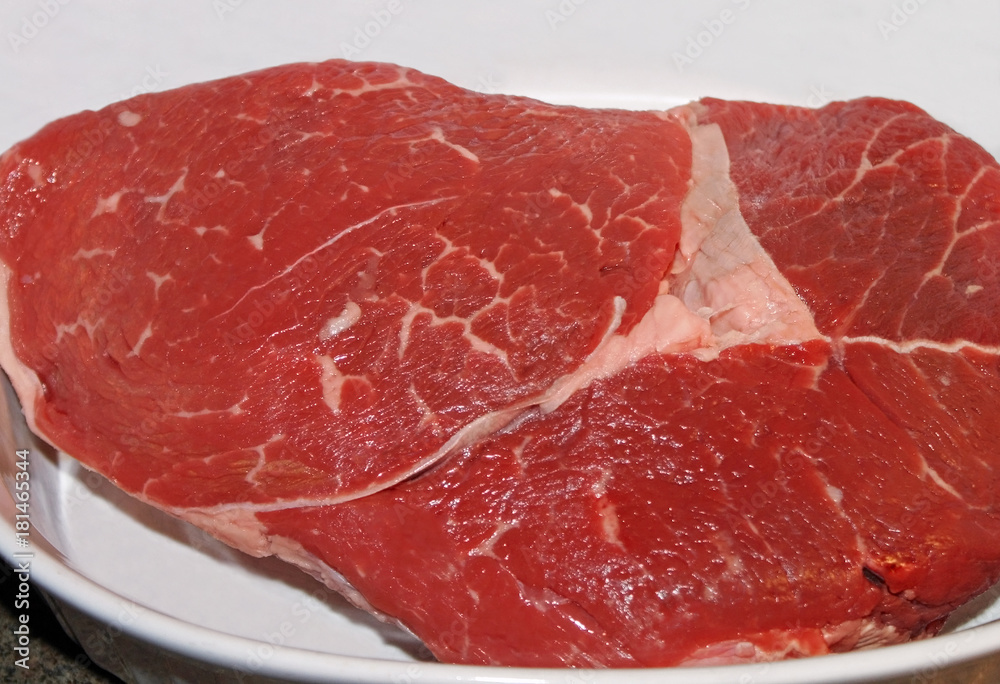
(1, 0, 999, 159)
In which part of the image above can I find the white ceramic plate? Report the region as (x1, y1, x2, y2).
(2, 2, 1000, 682)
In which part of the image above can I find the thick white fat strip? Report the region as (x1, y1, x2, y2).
(678, 619, 906, 665)
(175, 506, 274, 557)
(538, 292, 712, 413)
(668, 107, 823, 356)
(540, 109, 822, 412)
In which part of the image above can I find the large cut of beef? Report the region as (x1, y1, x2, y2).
(2, 59, 1000, 667)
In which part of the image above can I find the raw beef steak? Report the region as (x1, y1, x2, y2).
(0, 60, 690, 513)
(2, 59, 1000, 667)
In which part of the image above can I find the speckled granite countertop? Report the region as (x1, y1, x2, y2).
(0, 557, 120, 683)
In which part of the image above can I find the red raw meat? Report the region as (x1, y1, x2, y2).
(0, 61, 688, 508)
(3, 60, 1000, 667)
